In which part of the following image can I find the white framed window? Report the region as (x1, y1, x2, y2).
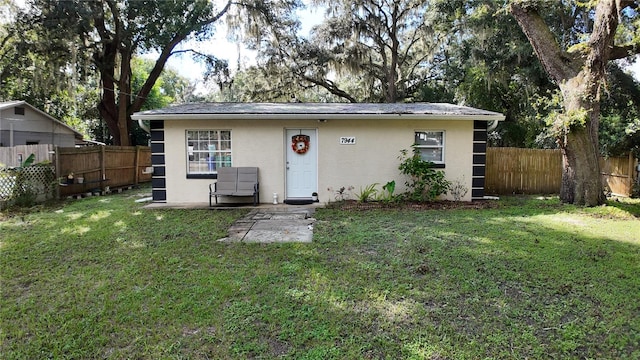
(414, 131, 445, 164)
(186, 130, 231, 176)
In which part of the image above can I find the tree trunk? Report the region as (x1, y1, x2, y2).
(97, 42, 122, 145)
(557, 74, 605, 206)
(559, 127, 604, 205)
(508, 1, 630, 206)
(117, 50, 132, 146)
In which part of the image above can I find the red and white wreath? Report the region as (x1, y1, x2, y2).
(291, 134, 310, 154)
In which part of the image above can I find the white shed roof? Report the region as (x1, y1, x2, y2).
(131, 102, 505, 121)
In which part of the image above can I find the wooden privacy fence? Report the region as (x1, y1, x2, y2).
(600, 153, 638, 197)
(56, 146, 151, 197)
(486, 147, 562, 195)
(486, 147, 638, 196)
(0, 144, 54, 167)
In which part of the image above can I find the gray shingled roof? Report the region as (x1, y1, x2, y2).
(131, 102, 505, 121)
(0, 100, 84, 138)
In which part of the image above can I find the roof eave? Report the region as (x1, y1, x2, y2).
(131, 113, 506, 121)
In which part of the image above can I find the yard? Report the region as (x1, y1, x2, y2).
(1, 189, 639, 359)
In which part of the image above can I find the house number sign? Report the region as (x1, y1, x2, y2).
(340, 136, 356, 145)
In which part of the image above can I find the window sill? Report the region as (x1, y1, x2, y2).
(187, 174, 218, 179)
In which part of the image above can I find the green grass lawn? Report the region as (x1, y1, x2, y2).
(1, 190, 639, 359)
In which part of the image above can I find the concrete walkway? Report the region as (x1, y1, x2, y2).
(144, 201, 321, 243)
(219, 206, 317, 243)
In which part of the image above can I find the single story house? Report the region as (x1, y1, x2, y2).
(131, 102, 505, 205)
(0, 101, 83, 147)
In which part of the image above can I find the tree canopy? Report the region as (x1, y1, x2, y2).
(1, 0, 640, 204)
(8, 0, 231, 145)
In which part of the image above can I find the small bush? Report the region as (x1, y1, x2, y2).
(632, 183, 640, 199)
(8, 163, 57, 208)
(450, 177, 469, 201)
(327, 186, 354, 202)
(398, 147, 450, 201)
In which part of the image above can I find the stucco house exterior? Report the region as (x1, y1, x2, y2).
(0, 101, 83, 148)
(131, 102, 504, 205)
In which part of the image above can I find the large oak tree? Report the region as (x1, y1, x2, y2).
(235, 0, 450, 103)
(24, 0, 230, 146)
(509, 0, 640, 206)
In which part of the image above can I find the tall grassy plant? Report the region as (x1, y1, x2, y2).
(355, 183, 378, 202)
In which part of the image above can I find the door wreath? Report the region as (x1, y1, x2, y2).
(291, 134, 310, 154)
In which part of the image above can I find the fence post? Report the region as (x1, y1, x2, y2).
(134, 146, 140, 185)
(100, 146, 106, 181)
(54, 146, 60, 199)
(630, 152, 637, 188)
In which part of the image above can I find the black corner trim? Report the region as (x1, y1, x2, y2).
(473, 154, 487, 165)
(473, 142, 487, 154)
(474, 120, 488, 130)
(472, 177, 485, 188)
(151, 154, 165, 165)
(150, 130, 164, 142)
(473, 130, 488, 142)
(472, 188, 485, 198)
(153, 166, 166, 176)
(150, 120, 164, 130)
(473, 165, 486, 177)
(152, 189, 167, 201)
(150, 143, 165, 154)
(152, 178, 166, 189)
(432, 163, 445, 169)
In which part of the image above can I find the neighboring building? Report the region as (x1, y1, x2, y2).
(0, 101, 83, 147)
(132, 102, 505, 205)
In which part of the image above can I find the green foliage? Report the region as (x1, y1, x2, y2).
(632, 183, 640, 199)
(9, 163, 56, 208)
(131, 58, 174, 111)
(9, 0, 231, 145)
(379, 180, 397, 202)
(435, 0, 558, 149)
(237, 0, 449, 103)
(398, 147, 450, 201)
(355, 183, 378, 203)
(19, 154, 35, 168)
(0, 12, 96, 139)
(126, 57, 195, 145)
(598, 65, 640, 156)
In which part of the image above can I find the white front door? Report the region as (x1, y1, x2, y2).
(286, 129, 318, 199)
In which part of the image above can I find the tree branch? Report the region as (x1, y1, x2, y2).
(130, 0, 232, 113)
(609, 44, 640, 60)
(587, 0, 623, 80)
(300, 74, 358, 103)
(509, 2, 581, 82)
